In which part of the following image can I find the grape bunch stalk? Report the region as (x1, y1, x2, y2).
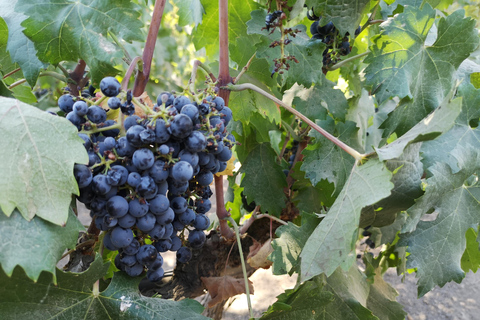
(58, 76, 234, 282)
(307, 8, 360, 69)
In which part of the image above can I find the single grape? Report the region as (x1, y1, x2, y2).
(123, 238, 140, 255)
(170, 197, 187, 214)
(127, 172, 142, 188)
(149, 194, 170, 215)
(170, 114, 193, 139)
(176, 247, 192, 263)
(149, 160, 169, 183)
(178, 150, 199, 167)
(155, 207, 175, 225)
(154, 239, 172, 252)
(180, 104, 199, 121)
(216, 146, 232, 162)
(107, 165, 128, 186)
(188, 229, 206, 248)
(173, 95, 191, 112)
(121, 101, 135, 115)
(124, 115, 141, 131)
(66, 111, 84, 127)
(147, 267, 165, 282)
(148, 253, 164, 270)
(118, 213, 136, 228)
(154, 119, 170, 144)
(136, 213, 156, 232)
(103, 231, 120, 251)
(193, 214, 210, 230)
(140, 128, 156, 144)
(58, 94, 75, 113)
(92, 175, 111, 195)
(120, 253, 138, 267)
(110, 226, 134, 248)
(73, 101, 88, 116)
(196, 171, 213, 187)
(103, 137, 116, 150)
(124, 262, 144, 277)
(195, 198, 211, 214)
(136, 244, 158, 265)
(170, 235, 182, 251)
(210, 96, 225, 111)
(100, 76, 121, 97)
(115, 137, 136, 157)
(178, 208, 196, 226)
(136, 176, 158, 199)
(108, 97, 122, 110)
(198, 102, 210, 115)
(132, 148, 155, 170)
(158, 144, 170, 155)
(87, 106, 107, 124)
(78, 133, 92, 149)
(74, 164, 92, 188)
(148, 223, 166, 240)
(129, 198, 149, 217)
(157, 92, 174, 106)
(220, 106, 232, 126)
(126, 125, 145, 147)
(171, 161, 193, 182)
(106, 196, 129, 218)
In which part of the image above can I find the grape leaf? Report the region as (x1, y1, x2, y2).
(172, 0, 204, 27)
(240, 143, 287, 216)
(287, 82, 349, 122)
(461, 228, 480, 273)
(15, 0, 144, 84)
(1, 0, 44, 86)
(364, 5, 479, 136)
(0, 255, 207, 319)
(375, 93, 462, 161)
(398, 146, 480, 296)
(261, 267, 379, 320)
(366, 269, 407, 320)
(269, 213, 320, 275)
(421, 83, 480, 173)
(247, 10, 326, 88)
(0, 97, 88, 225)
(301, 159, 393, 281)
(360, 144, 424, 228)
(346, 90, 376, 151)
(0, 17, 17, 75)
(192, 0, 259, 59)
(306, 0, 370, 36)
(301, 118, 359, 194)
(0, 207, 83, 282)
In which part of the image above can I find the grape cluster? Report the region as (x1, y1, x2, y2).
(307, 9, 360, 67)
(64, 77, 234, 282)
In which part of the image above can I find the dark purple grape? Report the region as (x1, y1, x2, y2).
(178, 208, 196, 225)
(103, 137, 116, 150)
(157, 92, 174, 106)
(87, 106, 107, 124)
(108, 97, 122, 110)
(137, 213, 156, 232)
(154, 119, 170, 144)
(176, 247, 192, 263)
(124, 262, 144, 277)
(220, 106, 232, 125)
(106, 196, 129, 218)
(188, 229, 206, 248)
(216, 147, 232, 162)
(148, 224, 166, 240)
(149, 160, 169, 183)
(140, 128, 156, 144)
(126, 125, 145, 147)
(78, 133, 92, 149)
(92, 175, 111, 195)
(170, 197, 187, 214)
(100, 77, 121, 97)
(136, 245, 158, 265)
(110, 227, 134, 248)
(149, 194, 170, 214)
(103, 231, 119, 251)
(107, 165, 128, 186)
(127, 172, 142, 188)
(120, 253, 137, 267)
(123, 238, 140, 255)
(124, 115, 141, 131)
(210, 96, 225, 111)
(147, 267, 164, 282)
(171, 161, 193, 182)
(58, 94, 75, 113)
(193, 214, 210, 230)
(154, 239, 172, 252)
(195, 198, 211, 214)
(103, 214, 118, 228)
(132, 148, 155, 170)
(129, 198, 149, 217)
(173, 96, 191, 112)
(136, 176, 158, 199)
(158, 144, 170, 155)
(73, 101, 88, 116)
(196, 171, 213, 186)
(155, 207, 175, 225)
(181, 104, 199, 121)
(118, 214, 136, 228)
(66, 111, 84, 127)
(170, 114, 193, 139)
(170, 235, 182, 251)
(74, 164, 92, 188)
(115, 137, 136, 157)
(178, 150, 199, 167)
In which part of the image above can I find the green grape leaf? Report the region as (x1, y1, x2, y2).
(0, 97, 88, 225)
(172, 0, 204, 27)
(0, 255, 207, 319)
(261, 267, 378, 320)
(286, 82, 349, 122)
(0, 208, 83, 282)
(366, 269, 407, 320)
(461, 228, 480, 273)
(0, 17, 18, 76)
(305, 0, 370, 36)
(421, 83, 480, 173)
(301, 159, 393, 281)
(398, 146, 480, 297)
(1, 1, 44, 86)
(247, 10, 326, 88)
(15, 0, 144, 84)
(269, 213, 320, 275)
(360, 144, 424, 228)
(364, 5, 479, 136)
(301, 118, 359, 194)
(376, 93, 462, 161)
(240, 143, 287, 217)
(346, 89, 376, 151)
(192, 0, 259, 58)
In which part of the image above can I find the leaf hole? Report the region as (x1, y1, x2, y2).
(469, 118, 479, 129)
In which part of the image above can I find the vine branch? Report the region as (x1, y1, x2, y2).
(215, 175, 235, 239)
(226, 83, 366, 161)
(133, 0, 166, 97)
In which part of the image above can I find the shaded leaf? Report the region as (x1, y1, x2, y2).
(376, 93, 462, 161)
(366, 270, 407, 320)
(201, 276, 254, 308)
(0, 207, 83, 282)
(301, 118, 359, 194)
(0, 255, 207, 319)
(172, 0, 204, 27)
(301, 159, 393, 280)
(1, 0, 44, 86)
(399, 146, 480, 296)
(240, 143, 287, 216)
(346, 89, 376, 151)
(364, 5, 479, 136)
(269, 213, 320, 275)
(16, 0, 144, 84)
(0, 97, 88, 225)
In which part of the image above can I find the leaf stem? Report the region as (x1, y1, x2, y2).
(121, 56, 143, 91)
(133, 0, 166, 96)
(225, 216, 254, 319)
(2, 67, 21, 79)
(215, 175, 235, 239)
(234, 53, 256, 84)
(328, 51, 370, 71)
(132, 96, 154, 115)
(8, 71, 68, 89)
(226, 83, 366, 161)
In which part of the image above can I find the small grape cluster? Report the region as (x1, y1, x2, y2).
(61, 76, 234, 282)
(307, 9, 360, 68)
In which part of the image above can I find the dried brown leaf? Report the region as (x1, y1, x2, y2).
(201, 275, 254, 307)
(247, 240, 273, 269)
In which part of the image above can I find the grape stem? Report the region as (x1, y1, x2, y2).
(233, 53, 256, 84)
(80, 122, 121, 135)
(132, 96, 155, 115)
(122, 56, 142, 91)
(133, 0, 167, 96)
(328, 51, 370, 71)
(2, 67, 21, 79)
(225, 216, 254, 319)
(7, 71, 68, 89)
(214, 175, 235, 239)
(226, 83, 366, 161)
